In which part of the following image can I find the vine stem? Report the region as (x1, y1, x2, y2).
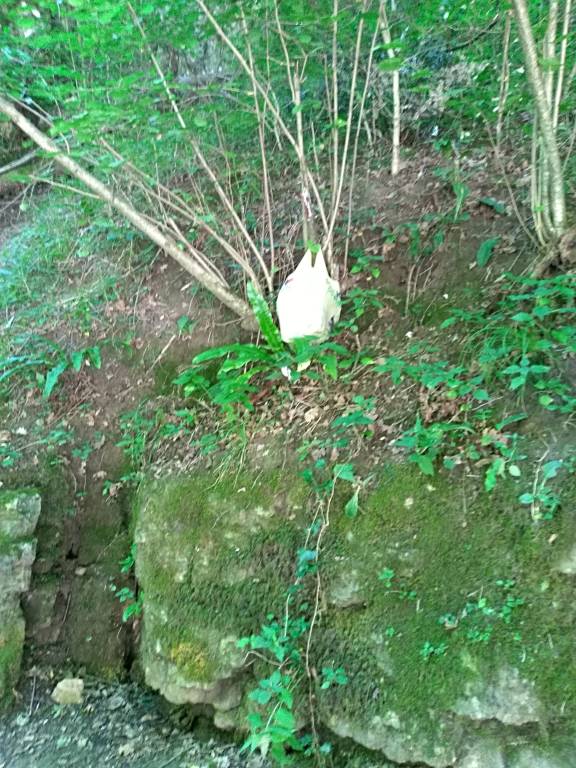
(304, 481, 337, 763)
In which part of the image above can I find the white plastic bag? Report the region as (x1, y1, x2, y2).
(276, 249, 341, 344)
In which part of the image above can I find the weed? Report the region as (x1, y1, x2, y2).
(420, 641, 448, 661)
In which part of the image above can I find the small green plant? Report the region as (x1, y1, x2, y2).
(433, 161, 470, 222)
(176, 315, 197, 335)
(0, 341, 102, 400)
(120, 543, 137, 573)
(339, 286, 383, 332)
(420, 641, 448, 661)
(111, 544, 142, 622)
(519, 458, 565, 521)
(435, 579, 525, 651)
(501, 356, 551, 391)
(111, 585, 144, 622)
(378, 568, 395, 588)
(395, 416, 473, 476)
(349, 249, 382, 278)
(175, 282, 358, 414)
(320, 666, 348, 690)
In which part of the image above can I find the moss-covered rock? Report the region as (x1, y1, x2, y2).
(0, 619, 25, 707)
(135, 470, 308, 710)
(135, 464, 576, 766)
(1, 452, 131, 677)
(0, 489, 41, 708)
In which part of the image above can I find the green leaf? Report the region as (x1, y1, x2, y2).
(321, 355, 338, 380)
(511, 312, 533, 323)
(86, 346, 102, 369)
(509, 376, 526, 390)
(247, 282, 284, 352)
(476, 237, 500, 268)
(542, 460, 562, 481)
(508, 464, 521, 477)
(378, 57, 403, 72)
(249, 687, 273, 705)
(70, 351, 84, 372)
(411, 453, 435, 476)
(519, 492, 534, 505)
(42, 361, 68, 399)
(479, 197, 507, 214)
(333, 463, 355, 482)
(177, 315, 196, 334)
(496, 413, 528, 430)
(539, 394, 554, 407)
(274, 707, 295, 731)
(344, 488, 360, 518)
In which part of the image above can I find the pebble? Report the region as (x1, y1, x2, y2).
(51, 678, 84, 706)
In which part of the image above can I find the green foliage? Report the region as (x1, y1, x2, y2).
(175, 296, 359, 415)
(239, 617, 308, 764)
(247, 282, 283, 352)
(0, 341, 102, 400)
(111, 584, 144, 623)
(112, 405, 196, 490)
(518, 458, 571, 521)
(476, 237, 500, 268)
(376, 275, 576, 510)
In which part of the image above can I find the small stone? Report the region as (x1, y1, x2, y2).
(107, 694, 125, 711)
(51, 678, 84, 705)
(118, 741, 136, 757)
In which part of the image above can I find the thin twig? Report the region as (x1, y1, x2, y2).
(344, 2, 384, 271)
(325, 0, 370, 269)
(485, 124, 540, 249)
(496, 11, 512, 151)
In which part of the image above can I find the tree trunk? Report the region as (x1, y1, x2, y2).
(511, 0, 566, 237)
(0, 96, 258, 329)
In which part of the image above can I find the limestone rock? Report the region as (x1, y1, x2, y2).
(509, 746, 576, 768)
(144, 653, 243, 710)
(0, 489, 41, 708)
(325, 711, 458, 768)
(457, 740, 505, 768)
(51, 678, 84, 705)
(453, 667, 541, 726)
(0, 491, 41, 540)
(135, 472, 308, 718)
(134, 466, 576, 767)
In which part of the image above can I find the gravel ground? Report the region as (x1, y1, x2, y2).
(0, 675, 265, 768)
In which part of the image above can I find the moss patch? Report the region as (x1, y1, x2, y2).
(0, 619, 25, 709)
(315, 464, 576, 734)
(135, 469, 308, 682)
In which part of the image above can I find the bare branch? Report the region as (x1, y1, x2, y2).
(0, 95, 257, 327)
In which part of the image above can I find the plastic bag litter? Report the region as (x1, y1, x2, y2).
(276, 248, 341, 345)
